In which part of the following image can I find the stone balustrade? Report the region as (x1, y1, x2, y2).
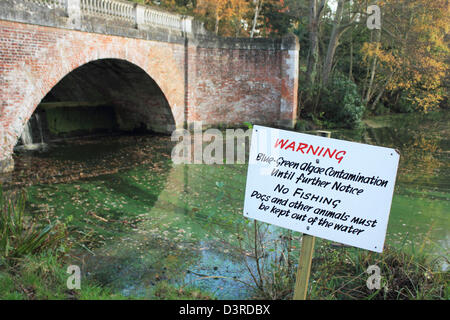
(25, 0, 66, 9)
(22, 0, 192, 32)
(81, 0, 135, 23)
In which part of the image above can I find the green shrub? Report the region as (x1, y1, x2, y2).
(0, 250, 126, 300)
(295, 119, 313, 131)
(392, 94, 415, 113)
(309, 243, 449, 300)
(373, 102, 390, 116)
(319, 74, 365, 129)
(243, 233, 448, 300)
(0, 188, 67, 260)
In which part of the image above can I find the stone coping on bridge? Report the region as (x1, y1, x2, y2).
(192, 33, 299, 51)
(0, 0, 299, 50)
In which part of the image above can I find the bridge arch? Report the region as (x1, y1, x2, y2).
(36, 58, 177, 136)
(0, 31, 186, 170)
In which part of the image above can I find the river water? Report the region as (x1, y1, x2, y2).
(3, 111, 449, 299)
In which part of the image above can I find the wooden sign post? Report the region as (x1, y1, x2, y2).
(293, 233, 316, 299)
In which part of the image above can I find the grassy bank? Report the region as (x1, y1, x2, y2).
(308, 242, 448, 300)
(1, 188, 447, 300)
(0, 187, 217, 300)
(0, 188, 123, 300)
(222, 221, 448, 300)
(0, 251, 124, 300)
(0, 252, 216, 300)
(244, 238, 448, 300)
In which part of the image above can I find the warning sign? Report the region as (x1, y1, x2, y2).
(243, 125, 400, 252)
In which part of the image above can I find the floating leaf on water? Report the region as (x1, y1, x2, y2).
(215, 181, 224, 188)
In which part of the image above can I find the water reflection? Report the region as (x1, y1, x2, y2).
(331, 112, 449, 257)
(74, 163, 255, 299)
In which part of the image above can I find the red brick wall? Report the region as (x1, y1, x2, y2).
(190, 47, 283, 126)
(187, 36, 299, 128)
(0, 20, 186, 164)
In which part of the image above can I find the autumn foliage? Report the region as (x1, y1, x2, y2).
(132, 0, 449, 118)
(362, 0, 449, 112)
(194, 0, 250, 36)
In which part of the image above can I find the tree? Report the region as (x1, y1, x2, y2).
(250, 0, 264, 37)
(230, 0, 251, 37)
(258, 0, 292, 36)
(136, 0, 197, 15)
(361, 0, 449, 112)
(321, 0, 360, 85)
(195, 0, 229, 35)
(194, 0, 252, 36)
(306, 0, 327, 87)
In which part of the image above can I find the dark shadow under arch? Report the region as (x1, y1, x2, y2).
(26, 59, 176, 143)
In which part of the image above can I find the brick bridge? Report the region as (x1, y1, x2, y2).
(0, 0, 299, 172)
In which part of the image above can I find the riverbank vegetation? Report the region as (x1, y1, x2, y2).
(0, 185, 450, 300)
(309, 242, 448, 300)
(2, 186, 447, 300)
(130, 0, 449, 129)
(228, 218, 449, 300)
(0, 188, 124, 299)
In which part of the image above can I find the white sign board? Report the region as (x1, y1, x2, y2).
(243, 125, 400, 253)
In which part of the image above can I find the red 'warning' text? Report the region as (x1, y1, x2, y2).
(274, 139, 347, 164)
